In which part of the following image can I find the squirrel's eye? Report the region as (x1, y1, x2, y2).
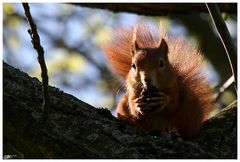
(159, 59, 166, 69)
(131, 63, 136, 70)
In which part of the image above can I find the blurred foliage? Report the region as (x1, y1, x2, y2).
(28, 49, 85, 78)
(3, 3, 237, 111)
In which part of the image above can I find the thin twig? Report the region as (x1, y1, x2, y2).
(206, 3, 237, 90)
(22, 3, 49, 113)
(215, 75, 234, 100)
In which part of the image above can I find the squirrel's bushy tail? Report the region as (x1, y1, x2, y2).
(168, 38, 215, 120)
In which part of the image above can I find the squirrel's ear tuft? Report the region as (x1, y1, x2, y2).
(158, 38, 168, 56)
(131, 26, 140, 56)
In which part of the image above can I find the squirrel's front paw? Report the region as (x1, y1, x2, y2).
(135, 92, 169, 115)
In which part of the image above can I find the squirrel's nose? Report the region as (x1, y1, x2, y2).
(143, 79, 156, 91)
(143, 78, 151, 87)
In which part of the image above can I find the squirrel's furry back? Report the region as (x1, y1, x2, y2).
(103, 23, 214, 120)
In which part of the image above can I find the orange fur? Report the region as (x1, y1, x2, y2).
(103, 23, 215, 137)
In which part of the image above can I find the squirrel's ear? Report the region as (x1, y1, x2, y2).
(132, 39, 140, 56)
(131, 26, 140, 56)
(158, 38, 168, 56)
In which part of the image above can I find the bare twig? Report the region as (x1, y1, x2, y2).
(22, 3, 49, 113)
(215, 75, 235, 100)
(206, 3, 237, 90)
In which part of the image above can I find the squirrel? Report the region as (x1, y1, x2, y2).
(103, 23, 215, 137)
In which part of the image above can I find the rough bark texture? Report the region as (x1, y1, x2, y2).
(3, 62, 237, 159)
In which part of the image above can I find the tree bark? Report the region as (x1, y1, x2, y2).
(3, 62, 236, 159)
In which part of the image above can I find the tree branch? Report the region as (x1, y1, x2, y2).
(75, 3, 236, 16)
(3, 62, 236, 158)
(22, 3, 49, 112)
(206, 3, 237, 90)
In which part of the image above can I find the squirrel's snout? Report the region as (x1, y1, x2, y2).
(142, 79, 158, 92)
(141, 77, 151, 88)
(139, 70, 158, 92)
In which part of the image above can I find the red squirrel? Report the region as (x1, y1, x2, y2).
(103, 23, 215, 137)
